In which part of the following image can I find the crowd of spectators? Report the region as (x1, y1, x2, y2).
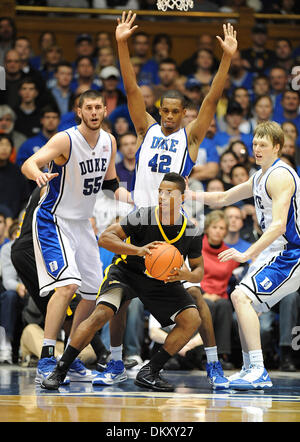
(0, 10, 299, 372)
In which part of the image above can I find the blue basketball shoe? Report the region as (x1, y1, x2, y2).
(68, 358, 98, 382)
(229, 364, 272, 390)
(92, 360, 127, 385)
(206, 361, 230, 390)
(35, 357, 69, 385)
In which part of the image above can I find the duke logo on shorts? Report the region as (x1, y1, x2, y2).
(33, 126, 111, 298)
(132, 123, 194, 208)
(238, 159, 300, 312)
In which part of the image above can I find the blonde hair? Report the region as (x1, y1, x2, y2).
(204, 210, 228, 233)
(253, 121, 285, 154)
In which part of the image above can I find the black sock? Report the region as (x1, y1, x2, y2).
(41, 345, 55, 359)
(150, 347, 172, 373)
(90, 332, 107, 359)
(57, 345, 80, 372)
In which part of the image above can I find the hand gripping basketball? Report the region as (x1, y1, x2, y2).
(145, 242, 183, 281)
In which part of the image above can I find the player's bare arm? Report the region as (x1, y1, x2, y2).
(219, 168, 295, 263)
(21, 132, 70, 188)
(98, 222, 163, 256)
(166, 256, 204, 283)
(185, 23, 237, 161)
(116, 10, 156, 140)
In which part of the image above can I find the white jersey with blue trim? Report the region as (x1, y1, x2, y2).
(132, 123, 194, 208)
(252, 158, 300, 250)
(40, 125, 112, 220)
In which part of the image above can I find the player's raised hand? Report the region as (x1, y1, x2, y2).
(35, 172, 59, 188)
(116, 10, 138, 43)
(216, 23, 237, 57)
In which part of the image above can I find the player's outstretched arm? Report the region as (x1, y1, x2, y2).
(186, 23, 237, 159)
(116, 10, 155, 137)
(219, 168, 295, 263)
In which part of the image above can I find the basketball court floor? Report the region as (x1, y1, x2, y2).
(0, 365, 299, 424)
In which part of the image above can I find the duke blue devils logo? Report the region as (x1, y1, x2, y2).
(260, 277, 272, 290)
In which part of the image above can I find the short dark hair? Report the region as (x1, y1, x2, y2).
(75, 55, 94, 67)
(55, 61, 73, 73)
(162, 172, 185, 194)
(18, 76, 38, 91)
(0, 133, 13, 148)
(40, 105, 60, 118)
(159, 57, 177, 69)
(160, 90, 186, 108)
(78, 90, 105, 108)
(229, 163, 249, 180)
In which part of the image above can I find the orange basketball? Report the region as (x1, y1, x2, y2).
(145, 243, 183, 281)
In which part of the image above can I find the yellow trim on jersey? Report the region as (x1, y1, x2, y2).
(154, 206, 187, 244)
(96, 257, 123, 299)
(121, 237, 130, 261)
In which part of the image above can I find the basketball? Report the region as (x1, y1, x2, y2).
(145, 243, 183, 281)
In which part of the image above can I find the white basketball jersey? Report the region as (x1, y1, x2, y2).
(132, 123, 194, 208)
(40, 126, 112, 220)
(252, 158, 300, 250)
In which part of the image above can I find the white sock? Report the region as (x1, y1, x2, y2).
(249, 349, 264, 368)
(43, 338, 56, 347)
(204, 346, 218, 363)
(110, 345, 123, 362)
(242, 350, 250, 369)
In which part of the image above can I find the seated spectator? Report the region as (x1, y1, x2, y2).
(249, 95, 273, 133)
(269, 66, 289, 115)
(95, 46, 117, 78)
(215, 101, 253, 157)
(228, 50, 254, 95)
(187, 48, 215, 87)
(0, 49, 26, 109)
(131, 31, 158, 86)
(0, 212, 9, 252)
(232, 87, 252, 132)
(179, 33, 219, 77)
(39, 44, 63, 87)
(74, 33, 94, 62)
(252, 74, 271, 103)
(282, 120, 300, 149)
(14, 77, 43, 138)
(140, 84, 160, 122)
(0, 105, 26, 158)
(224, 205, 252, 255)
(16, 106, 60, 185)
(70, 55, 101, 93)
(14, 36, 47, 96)
(50, 61, 75, 117)
(93, 31, 113, 56)
(230, 163, 255, 235)
(0, 221, 27, 364)
(148, 33, 173, 85)
(272, 38, 296, 73)
(0, 134, 30, 220)
(58, 94, 81, 131)
(227, 140, 257, 176)
(240, 24, 275, 74)
(113, 116, 130, 141)
(217, 150, 239, 190)
(99, 66, 126, 117)
(29, 31, 57, 71)
(273, 89, 300, 127)
(152, 58, 179, 104)
(201, 210, 239, 369)
(116, 132, 137, 191)
(0, 16, 16, 65)
(184, 78, 204, 109)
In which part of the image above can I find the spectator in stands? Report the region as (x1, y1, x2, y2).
(249, 95, 273, 133)
(94, 31, 113, 55)
(116, 132, 137, 191)
(0, 16, 16, 65)
(14, 78, 42, 138)
(0, 105, 26, 156)
(217, 150, 239, 190)
(0, 134, 30, 220)
(0, 221, 27, 364)
(240, 24, 275, 74)
(71, 55, 101, 93)
(224, 205, 251, 254)
(227, 140, 257, 176)
(74, 33, 94, 61)
(140, 84, 160, 122)
(228, 50, 254, 93)
(232, 87, 252, 122)
(0, 213, 9, 251)
(29, 31, 57, 71)
(50, 62, 75, 117)
(273, 89, 300, 126)
(99, 66, 126, 116)
(230, 163, 255, 235)
(201, 210, 238, 369)
(282, 120, 300, 148)
(152, 58, 179, 103)
(16, 105, 60, 166)
(95, 46, 117, 78)
(215, 101, 253, 157)
(252, 74, 271, 102)
(113, 116, 130, 140)
(131, 31, 157, 85)
(58, 94, 80, 131)
(40, 44, 63, 87)
(269, 66, 289, 114)
(184, 78, 204, 108)
(188, 48, 216, 87)
(0, 49, 25, 109)
(14, 36, 46, 95)
(179, 33, 219, 77)
(203, 178, 225, 216)
(272, 38, 296, 72)
(149, 33, 173, 84)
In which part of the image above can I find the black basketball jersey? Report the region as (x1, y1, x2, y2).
(118, 206, 203, 275)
